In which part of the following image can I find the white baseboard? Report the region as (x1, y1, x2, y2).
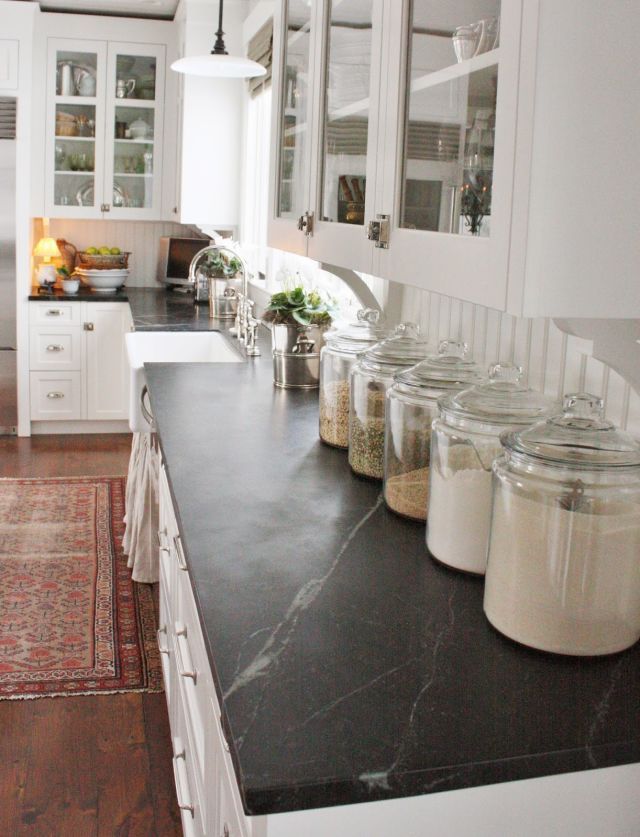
(31, 420, 131, 435)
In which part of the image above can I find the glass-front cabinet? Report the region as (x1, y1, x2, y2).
(269, 0, 520, 310)
(45, 39, 165, 219)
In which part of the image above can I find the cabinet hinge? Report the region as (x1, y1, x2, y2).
(367, 214, 390, 249)
(297, 211, 314, 237)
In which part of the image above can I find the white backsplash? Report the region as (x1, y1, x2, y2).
(46, 219, 201, 287)
(261, 248, 639, 437)
(396, 284, 640, 438)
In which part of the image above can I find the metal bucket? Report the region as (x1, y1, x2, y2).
(208, 277, 238, 320)
(271, 323, 327, 389)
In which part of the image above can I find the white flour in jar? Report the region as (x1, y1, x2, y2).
(427, 444, 500, 574)
(484, 491, 640, 655)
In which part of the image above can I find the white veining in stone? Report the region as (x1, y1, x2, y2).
(224, 495, 384, 702)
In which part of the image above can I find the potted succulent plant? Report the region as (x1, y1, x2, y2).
(57, 265, 80, 295)
(263, 287, 334, 389)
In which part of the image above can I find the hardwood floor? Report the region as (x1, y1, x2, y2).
(0, 434, 182, 837)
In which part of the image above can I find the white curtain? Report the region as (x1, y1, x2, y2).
(123, 432, 160, 584)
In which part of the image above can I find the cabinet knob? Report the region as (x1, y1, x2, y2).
(46, 391, 65, 399)
(46, 344, 64, 352)
(100, 203, 111, 213)
(83, 322, 94, 331)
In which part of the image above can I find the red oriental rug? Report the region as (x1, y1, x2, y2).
(0, 476, 162, 700)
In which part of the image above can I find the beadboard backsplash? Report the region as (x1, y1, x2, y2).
(262, 248, 640, 438)
(395, 284, 640, 438)
(45, 219, 203, 287)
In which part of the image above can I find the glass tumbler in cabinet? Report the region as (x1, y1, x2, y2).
(319, 309, 388, 449)
(484, 393, 640, 656)
(428, 363, 557, 573)
(348, 324, 431, 481)
(384, 341, 484, 522)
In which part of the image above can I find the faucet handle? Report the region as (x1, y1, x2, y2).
(245, 317, 261, 357)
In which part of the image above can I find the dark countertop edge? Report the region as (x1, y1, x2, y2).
(29, 289, 129, 302)
(242, 741, 640, 816)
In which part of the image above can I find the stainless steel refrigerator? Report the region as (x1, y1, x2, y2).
(0, 97, 17, 435)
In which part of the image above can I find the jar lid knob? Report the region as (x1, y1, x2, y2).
(357, 308, 381, 325)
(488, 362, 524, 384)
(438, 338, 467, 358)
(395, 322, 420, 338)
(562, 392, 605, 421)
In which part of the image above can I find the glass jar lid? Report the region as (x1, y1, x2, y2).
(439, 362, 558, 429)
(359, 322, 431, 371)
(394, 339, 485, 395)
(325, 308, 388, 354)
(501, 393, 640, 468)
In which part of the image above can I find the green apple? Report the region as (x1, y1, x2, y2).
(110, 247, 121, 255)
(86, 246, 98, 255)
(99, 246, 111, 255)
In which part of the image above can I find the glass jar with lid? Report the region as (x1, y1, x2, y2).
(428, 363, 558, 573)
(484, 393, 640, 656)
(384, 340, 484, 521)
(319, 308, 388, 449)
(348, 323, 431, 480)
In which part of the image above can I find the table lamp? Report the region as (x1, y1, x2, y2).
(34, 237, 61, 287)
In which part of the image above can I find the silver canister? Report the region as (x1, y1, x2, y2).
(208, 276, 238, 320)
(271, 323, 327, 389)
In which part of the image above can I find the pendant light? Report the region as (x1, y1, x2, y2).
(171, 0, 267, 79)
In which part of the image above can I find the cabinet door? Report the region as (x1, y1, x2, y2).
(45, 38, 107, 218)
(376, 0, 520, 310)
(306, 0, 387, 273)
(84, 302, 131, 420)
(104, 43, 165, 219)
(268, 0, 320, 255)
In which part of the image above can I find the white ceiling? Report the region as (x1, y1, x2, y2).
(28, 0, 180, 20)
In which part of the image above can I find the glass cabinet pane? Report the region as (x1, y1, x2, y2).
(112, 105, 154, 209)
(54, 48, 98, 209)
(319, 0, 373, 226)
(400, 0, 500, 237)
(114, 53, 156, 101)
(277, 0, 313, 218)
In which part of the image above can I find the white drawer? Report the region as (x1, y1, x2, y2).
(29, 327, 82, 371)
(29, 371, 82, 420)
(29, 302, 81, 326)
(158, 582, 175, 722)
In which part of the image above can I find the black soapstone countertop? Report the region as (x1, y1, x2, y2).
(143, 323, 640, 816)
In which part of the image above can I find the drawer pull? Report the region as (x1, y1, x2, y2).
(172, 744, 195, 817)
(157, 626, 170, 656)
(173, 534, 188, 572)
(223, 825, 230, 837)
(46, 391, 65, 400)
(157, 528, 170, 553)
(46, 344, 64, 352)
(175, 622, 197, 683)
(219, 715, 230, 752)
(46, 309, 62, 316)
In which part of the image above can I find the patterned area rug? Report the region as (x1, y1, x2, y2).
(0, 476, 162, 700)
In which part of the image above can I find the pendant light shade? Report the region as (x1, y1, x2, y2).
(171, 0, 268, 79)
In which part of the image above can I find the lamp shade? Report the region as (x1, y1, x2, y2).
(171, 54, 267, 79)
(34, 237, 61, 260)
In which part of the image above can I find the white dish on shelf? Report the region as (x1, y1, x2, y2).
(76, 267, 129, 292)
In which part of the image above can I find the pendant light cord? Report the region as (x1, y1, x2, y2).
(211, 0, 229, 55)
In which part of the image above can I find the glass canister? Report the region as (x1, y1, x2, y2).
(384, 340, 484, 521)
(348, 323, 431, 480)
(428, 363, 559, 573)
(319, 309, 387, 449)
(484, 393, 640, 656)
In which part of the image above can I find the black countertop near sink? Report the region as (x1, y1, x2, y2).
(144, 339, 640, 817)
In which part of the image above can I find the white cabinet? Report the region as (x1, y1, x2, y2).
(0, 39, 19, 90)
(31, 12, 177, 221)
(28, 301, 132, 424)
(268, 0, 640, 318)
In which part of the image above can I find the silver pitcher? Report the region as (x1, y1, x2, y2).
(208, 276, 238, 320)
(271, 323, 328, 389)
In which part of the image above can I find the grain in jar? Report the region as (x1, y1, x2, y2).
(348, 324, 431, 480)
(319, 309, 387, 449)
(384, 340, 484, 521)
